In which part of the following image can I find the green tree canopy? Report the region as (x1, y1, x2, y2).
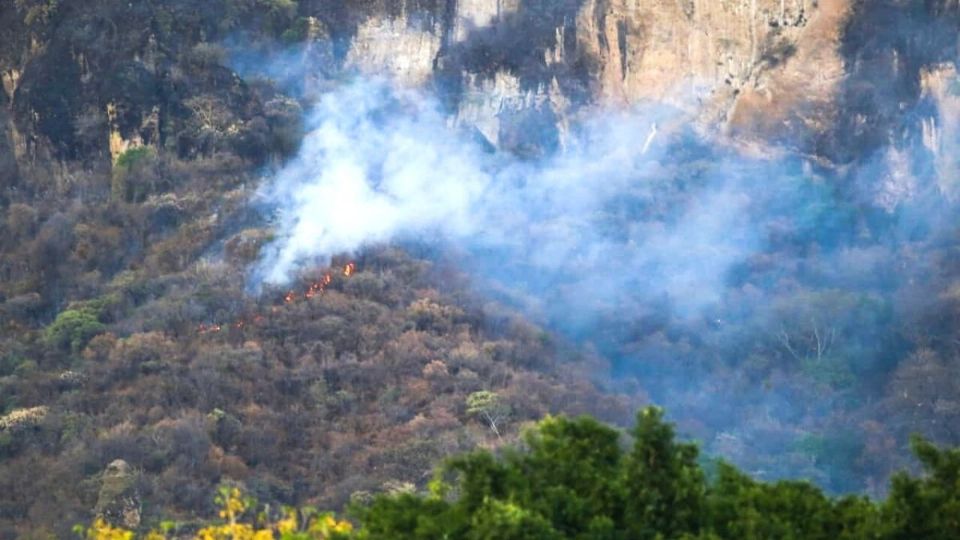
(354, 407, 960, 540)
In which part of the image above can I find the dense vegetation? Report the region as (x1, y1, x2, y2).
(0, 239, 633, 537)
(0, 2, 635, 536)
(80, 408, 960, 539)
(2, 0, 960, 537)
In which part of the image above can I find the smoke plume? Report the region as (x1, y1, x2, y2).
(248, 73, 957, 494)
(252, 79, 761, 312)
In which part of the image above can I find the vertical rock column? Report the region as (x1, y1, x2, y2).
(94, 459, 142, 530)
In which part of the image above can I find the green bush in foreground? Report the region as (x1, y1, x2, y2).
(87, 407, 960, 539)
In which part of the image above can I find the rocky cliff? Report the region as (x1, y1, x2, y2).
(326, 0, 959, 165)
(1, 1, 959, 191)
(329, 0, 846, 152)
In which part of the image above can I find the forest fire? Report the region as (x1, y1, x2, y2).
(306, 273, 334, 299)
(197, 262, 357, 334)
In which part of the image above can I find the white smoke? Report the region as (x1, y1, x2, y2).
(252, 81, 490, 284)
(251, 79, 759, 314)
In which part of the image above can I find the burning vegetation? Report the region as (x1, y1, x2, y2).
(197, 262, 357, 334)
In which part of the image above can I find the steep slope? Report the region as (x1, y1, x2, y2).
(1, 241, 633, 537)
(3, 1, 960, 537)
(4, 1, 959, 174)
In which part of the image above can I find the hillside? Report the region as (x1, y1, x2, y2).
(3, 0, 960, 537)
(79, 409, 960, 539)
(1, 239, 632, 536)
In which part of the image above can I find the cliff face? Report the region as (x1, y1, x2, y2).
(0, 1, 277, 200)
(337, 0, 849, 152)
(1, 0, 959, 189)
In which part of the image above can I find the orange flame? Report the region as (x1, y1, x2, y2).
(196, 263, 358, 335)
(305, 272, 334, 299)
(198, 323, 223, 334)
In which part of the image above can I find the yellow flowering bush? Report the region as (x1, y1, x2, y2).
(77, 519, 135, 540)
(78, 486, 354, 540)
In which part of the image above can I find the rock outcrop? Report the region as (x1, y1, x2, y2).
(336, 0, 852, 152)
(920, 63, 960, 200)
(315, 0, 959, 165)
(94, 459, 141, 530)
(1, 0, 959, 187)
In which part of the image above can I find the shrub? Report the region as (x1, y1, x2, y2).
(0, 354, 27, 377)
(114, 147, 153, 170)
(74, 409, 960, 539)
(44, 307, 106, 353)
(187, 43, 228, 69)
(112, 147, 158, 202)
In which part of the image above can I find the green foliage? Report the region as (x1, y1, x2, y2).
(470, 499, 562, 540)
(465, 391, 501, 416)
(112, 147, 158, 202)
(114, 146, 155, 170)
(187, 43, 228, 69)
(355, 411, 693, 538)
(515, 415, 623, 536)
(260, 0, 298, 21)
(14, 0, 59, 26)
(354, 409, 960, 540)
(707, 462, 853, 540)
(281, 16, 314, 43)
(793, 433, 865, 487)
(44, 307, 105, 353)
(800, 356, 856, 388)
(466, 391, 509, 438)
(221, 0, 299, 35)
(42, 294, 120, 353)
(880, 436, 960, 539)
(624, 407, 706, 539)
(0, 354, 28, 377)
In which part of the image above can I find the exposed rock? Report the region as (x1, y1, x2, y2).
(107, 102, 159, 165)
(825, 0, 960, 163)
(577, 0, 825, 105)
(874, 146, 918, 211)
(94, 459, 142, 530)
(346, 15, 443, 85)
(338, 0, 851, 153)
(455, 70, 561, 151)
(1, 69, 20, 101)
(1, 0, 959, 180)
(452, 0, 521, 42)
(920, 63, 960, 200)
(724, 0, 850, 143)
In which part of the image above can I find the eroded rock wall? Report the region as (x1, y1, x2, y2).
(2, 0, 960, 186)
(340, 0, 852, 152)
